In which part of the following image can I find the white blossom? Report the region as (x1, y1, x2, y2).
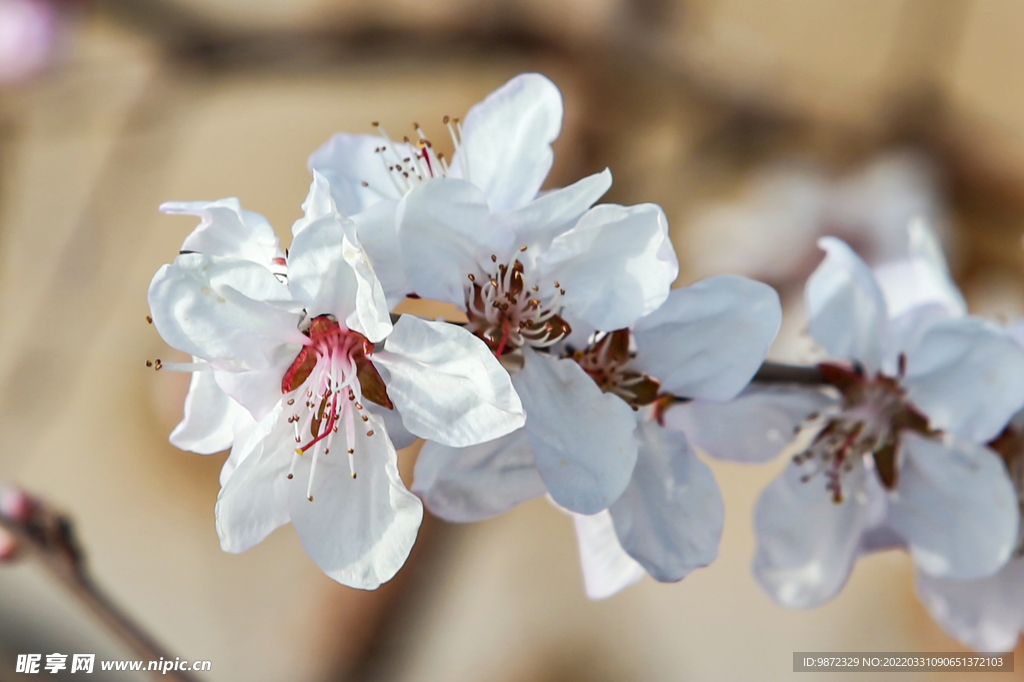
(912, 327, 1024, 652)
(149, 175, 524, 588)
(307, 71, 675, 515)
(309, 72, 565, 307)
(311, 73, 680, 515)
(159, 198, 283, 455)
(669, 225, 1023, 608)
(414, 275, 782, 597)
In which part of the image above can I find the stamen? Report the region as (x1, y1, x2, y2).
(280, 316, 378, 501)
(287, 448, 299, 480)
(155, 361, 209, 372)
(306, 443, 320, 501)
(791, 375, 911, 502)
(464, 255, 571, 355)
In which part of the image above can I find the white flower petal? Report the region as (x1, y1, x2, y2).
(872, 220, 958, 321)
(859, 525, 906, 554)
(287, 413, 423, 589)
(561, 315, 598, 354)
(212, 349, 296, 422)
(219, 411, 261, 487)
(363, 399, 417, 450)
(148, 254, 303, 368)
(571, 510, 645, 600)
(540, 203, 678, 331)
(351, 199, 410, 308)
(609, 420, 724, 582)
(308, 132, 406, 215)
(412, 429, 545, 522)
(448, 73, 562, 211)
(288, 215, 392, 343)
(514, 347, 638, 514)
(170, 366, 253, 454)
(215, 407, 292, 553)
(905, 318, 1024, 443)
(666, 386, 837, 463)
(397, 178, 515, 304)
(372, 315, 524, 447)
(1006, 319, 1024, 349)
(806, 237, 888, 373)
(291, 169, 348, 237)
(753, 459, 884, 608)
(884, 303, 957, 376)
(888, 433, 1019, 580)
(161, 198, 283, 266)
(915, 560, 1024, 653)
(873, 218, 966, 320)
(633, 276, 781, 401)
(502, 169, 612, 261)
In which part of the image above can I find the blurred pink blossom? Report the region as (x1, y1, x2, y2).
(0, 0, 59, 84)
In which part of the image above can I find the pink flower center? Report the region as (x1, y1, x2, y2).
(281, 316, 383, 501)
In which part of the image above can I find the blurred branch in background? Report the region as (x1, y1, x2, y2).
(0, 488, 199, 681)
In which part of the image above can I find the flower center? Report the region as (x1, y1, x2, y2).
(793, 363, 929, 503)
(281, 316, 391, 501)
(362, 118, 464, 198)
(572, 329, 661, 409)
(465, 249, 572, 357)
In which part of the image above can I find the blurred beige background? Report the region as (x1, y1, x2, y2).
(2, 1, 1024, 680)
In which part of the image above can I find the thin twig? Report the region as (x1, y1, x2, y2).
(753, 361, 828, 386)
(389, 313, 831, 387)
(0, 491, 200, 682)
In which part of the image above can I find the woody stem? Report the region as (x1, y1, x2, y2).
(752, 362, 828, 386)
(389, 312, 831, 388)
(0, 492, 200, 682)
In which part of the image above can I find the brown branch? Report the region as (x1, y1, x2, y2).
(753, 361, 828, 386)
(389, 313, 831, 388)
(0, 490, 200, 682)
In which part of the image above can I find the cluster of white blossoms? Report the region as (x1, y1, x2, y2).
(148, 74, 1024, 650)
